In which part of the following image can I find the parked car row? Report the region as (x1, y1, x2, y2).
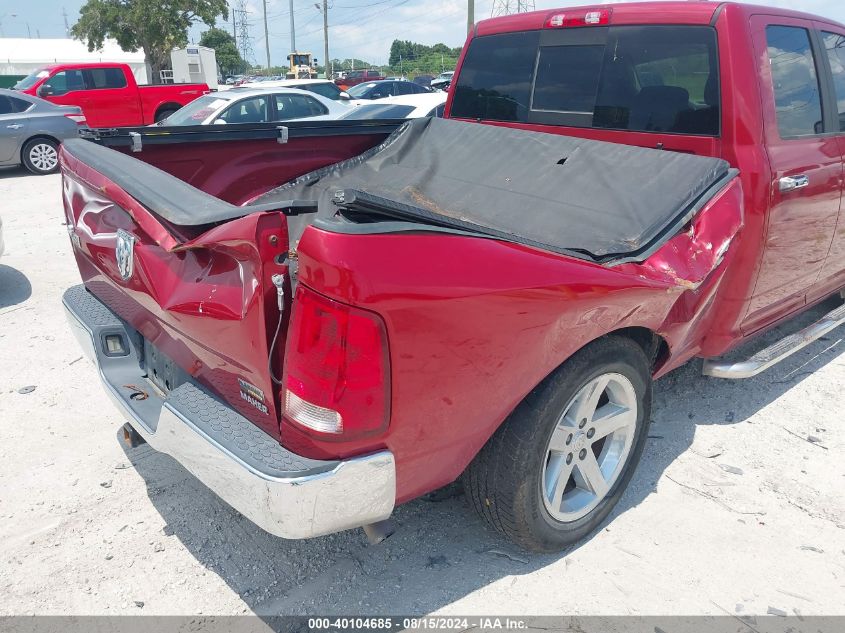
(0, 89, 87, 174)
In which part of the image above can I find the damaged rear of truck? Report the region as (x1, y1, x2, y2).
(61, 116, 743, 551)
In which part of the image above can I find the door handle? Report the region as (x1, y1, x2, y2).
(779, 174, 809, 193)
(6, 124, 23, 130)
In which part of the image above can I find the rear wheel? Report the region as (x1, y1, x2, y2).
(154, 107, 179, 123)
(463, 336, 652, 552)
(22, 138, 59, 175)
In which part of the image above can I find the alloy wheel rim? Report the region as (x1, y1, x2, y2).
(541, 372, 638, 522)
(30, 144, 58, 172)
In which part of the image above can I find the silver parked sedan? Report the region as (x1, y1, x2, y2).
(0, 89, 87, 175)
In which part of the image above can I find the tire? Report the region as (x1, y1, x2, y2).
(463, 335, 652, 552)
(22, 138, 60, 175)
(154, 108, 179, 123)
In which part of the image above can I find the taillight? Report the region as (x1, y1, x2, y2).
(545, 8, 610, 28)
(64, 113, 87, 125)
(282, 284, 390, 439)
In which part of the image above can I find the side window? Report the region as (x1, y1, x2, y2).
(0, 96, 31, 114)
(394, 82, 413, 96)
(219, 96, 270, 123)
(274, 94, 328, 120)
(45, 70, 86, 96)
(304, 82, 341, 100)
(821, 31, 845, 132)
(86, 67, 127, 90)
(765, 25, 824, 138)
(9, 96, 32, 112)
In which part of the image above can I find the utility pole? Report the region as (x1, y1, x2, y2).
(262, 0, 271, 69)
(289, 0, 296, 54)
(231, 5, 237, 46)
(62, 7, 70, 35)
(467, 0, 474, 34)
(321, 2, 329, 81)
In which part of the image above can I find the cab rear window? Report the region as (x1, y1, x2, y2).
(451, 25, 720, 136)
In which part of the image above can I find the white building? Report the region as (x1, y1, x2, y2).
(0, 38, 147, 87)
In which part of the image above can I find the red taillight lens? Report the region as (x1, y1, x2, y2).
(545, 8, 610, 28)
(282, 284, 390, 439)
(64, 113, 87, 125)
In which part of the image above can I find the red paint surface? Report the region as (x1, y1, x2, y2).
(60, 1, 845, 506)
(19, 63, 208, 127)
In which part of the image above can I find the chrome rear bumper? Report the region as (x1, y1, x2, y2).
(63, 284, 395, 539)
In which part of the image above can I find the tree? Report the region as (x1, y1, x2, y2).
(71, 0, 228, 84)
(387, 40, 462, 74)
(199, 27, 247, 76)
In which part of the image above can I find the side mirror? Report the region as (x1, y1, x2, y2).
(37, 84, 54, 97)
(213, 118, 228, 125)
(339, 91, 350, 100)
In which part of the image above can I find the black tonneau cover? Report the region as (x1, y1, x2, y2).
(257, 117, 735, 263)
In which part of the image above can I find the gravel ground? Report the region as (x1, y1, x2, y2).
(0, 167, 843, 617)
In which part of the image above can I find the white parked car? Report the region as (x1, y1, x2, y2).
(339, 92, 448, 120)
(430, 71, 454, 91)
(240, 78, 351, 102)
(156, 87, 349, 126)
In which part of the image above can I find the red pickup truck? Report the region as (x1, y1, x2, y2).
(14, 63, 208, 128)
(335, 69, 386, 90)
(61, 1, 845, 552)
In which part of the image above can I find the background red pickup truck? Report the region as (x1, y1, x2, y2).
(335, 69, 386, 90)
(60, 1, 845, 552)
(14, 62, 208, 127)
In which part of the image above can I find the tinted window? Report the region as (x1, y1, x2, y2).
(427, 103, 446, 118)
(301, 82, 342, 100)
(274, 94, 327, 120)
(453, 26, 720, 135)
(0, 96, 15, 114)
(220, 96, 270, 123)
(86, 67, 127, 89)
(45, 70, 85, 95)
(452, 30, 538, 122)
(533, 45, 604, 112)
(765, 25, 823, 138)
(394, 82, 414, 96)
(822, 31, 845, 132)
(0, 95, 32, 114)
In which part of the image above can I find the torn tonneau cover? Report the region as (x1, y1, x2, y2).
(255, 117, 737, 264)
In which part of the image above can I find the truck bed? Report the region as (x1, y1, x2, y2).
(258, 117, 735, 264)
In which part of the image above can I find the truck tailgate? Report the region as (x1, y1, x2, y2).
(60, 138, 297, 438)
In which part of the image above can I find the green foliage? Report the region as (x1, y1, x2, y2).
(329, 58, 375, 72)
(199, 27, 247, 76)
(71, 0, 228, 83)
(388, 40, 461, 75)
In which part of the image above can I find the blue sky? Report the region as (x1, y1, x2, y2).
(1, 0, 844, 68)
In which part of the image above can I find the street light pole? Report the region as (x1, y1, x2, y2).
(467, 0, 474, 34)
(321, 2, 329, 80)
(289, 0, 297, 53)
(262, 0, 271, 69)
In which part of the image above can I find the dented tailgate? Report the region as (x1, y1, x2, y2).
(60, 140, 293, 438)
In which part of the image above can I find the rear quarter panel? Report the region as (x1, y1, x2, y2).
(292, 179, 744, 503)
